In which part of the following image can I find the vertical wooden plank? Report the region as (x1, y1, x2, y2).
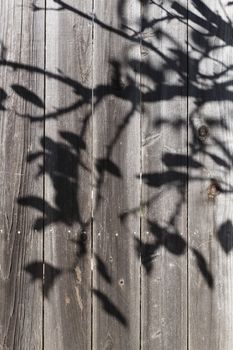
(140, 1, 187, 349)
(0, 0, 44, 348)
(188, 0, 233, 348)
(93, 0, 141, 349)
(44, 1, 92, 349)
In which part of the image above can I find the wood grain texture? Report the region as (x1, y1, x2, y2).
(44, 1, 92, 349)
(2, 1, 233, 348)
(92, 0, 141, 348)
(0, 0, 44, 349)
(188, 0, 233, 348)
(140, 1, 188, 349)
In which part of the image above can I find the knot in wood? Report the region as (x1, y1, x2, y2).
(80, 231, 87, 241)
(208, 180, 220, 200)
(198, 125, 209, 141)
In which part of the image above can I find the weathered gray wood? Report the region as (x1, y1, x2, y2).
(2, 1, 233, 348)
(92, 0, 141, 348)
(0, 0, 44, 348)
(140, 1, 188, 349)
(44, 1, 92, 349)
(188, 0, 233, 348)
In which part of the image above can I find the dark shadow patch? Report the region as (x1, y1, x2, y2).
(192, 248, 214, 289)
(162, 153, 202, 168)
(96, 158, 122, 178)
(0, 88, 7, 110)
(217, 220, 233, 254)
(149, 220, 186, 255)
(25, 261, 61, 298)
(140, 171, 187, 187)
(11, 84, 44, 108)
(93, 289, 128, 327)
(95, 254, 112, 284)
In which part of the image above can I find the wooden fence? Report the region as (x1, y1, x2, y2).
(1, 0, 233, 349)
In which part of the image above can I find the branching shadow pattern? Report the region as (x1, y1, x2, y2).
(1, 0, 233, 328)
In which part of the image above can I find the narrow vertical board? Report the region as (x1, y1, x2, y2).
(188, 0, 233, 348)
(93, 0, 141, 349)
(141, 1, 188, 349)
(0, 0, 44, 348)
(44, 1, 92, 349)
